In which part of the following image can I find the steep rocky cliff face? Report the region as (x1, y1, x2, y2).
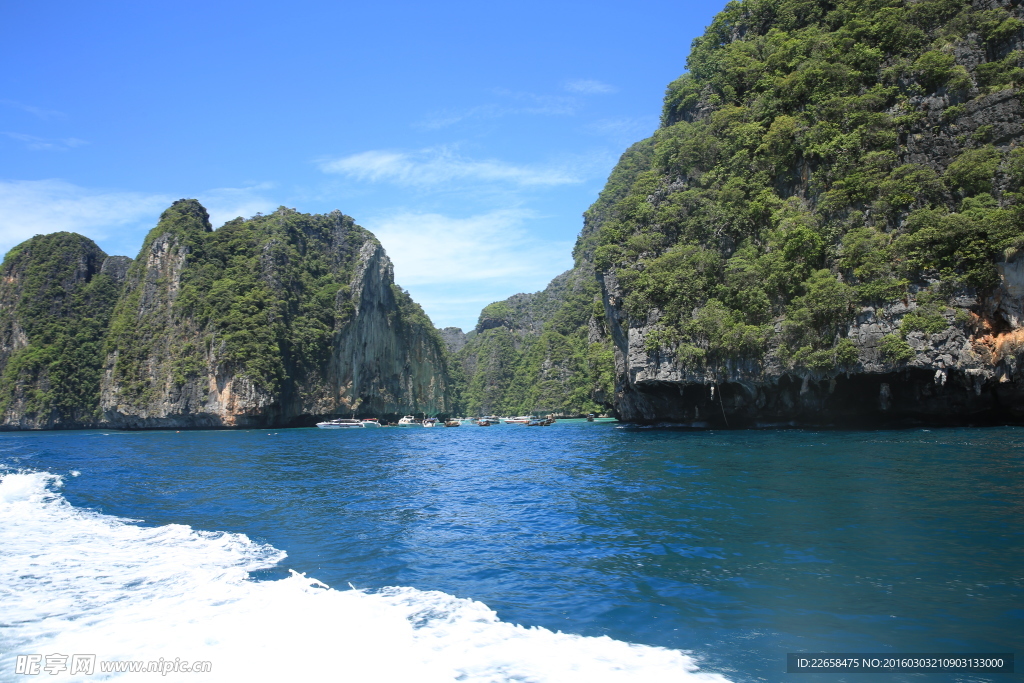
(454, 264, 615, 417)
(0, 233, 126, 428)
(99, 200, 454, 427)
(603, 262, 1024, 426)
(0, 200, 454, 429)
(323, 242, 455, 420)
(590, 0, 1024, 426)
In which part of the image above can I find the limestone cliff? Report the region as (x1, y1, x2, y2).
(99, 200, 454, 427)
(589, 0, 1024, 426)
(455, 264, 614, 417)
(0, 200, 455, 429)
(0, 233, 125, 428)
(601, 258, 1024, 427)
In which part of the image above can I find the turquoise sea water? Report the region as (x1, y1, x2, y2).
(1, 422, 1021, 681)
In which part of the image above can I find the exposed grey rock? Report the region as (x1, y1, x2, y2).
(990, 250, 1024, 328)
(603, 265, 1024, 426)
(100, 255, 132, 283)
(439, 327, 468, 354)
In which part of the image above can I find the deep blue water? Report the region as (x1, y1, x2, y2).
(1, 421, 1021, 681)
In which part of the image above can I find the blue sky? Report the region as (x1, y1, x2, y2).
(1, 0, 726, 331)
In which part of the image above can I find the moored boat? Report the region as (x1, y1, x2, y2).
(503, 416, 534, 424)
(423, 417, 439, 427)
(316, 418, 364, 429)
(444, 419, 461, 427)
(397, 415, 418, 426)
(360, 418, 382, 427)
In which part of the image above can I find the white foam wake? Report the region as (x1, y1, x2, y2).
(0, 471, 730, 682)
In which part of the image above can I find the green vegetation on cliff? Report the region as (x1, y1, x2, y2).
(0, 233, 121, 423)
(106, 200, 453, 411)
(451, 139, 669, 418)
(108, 202, 373, 399)
(594, 0, 1024, 373)
(455, 268, 615, 417)
(0, 200, 456, 428)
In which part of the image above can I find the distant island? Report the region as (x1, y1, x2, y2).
(3, 0, 1024, 429)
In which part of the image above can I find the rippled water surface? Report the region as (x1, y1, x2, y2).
(1, 422, 1021, 681)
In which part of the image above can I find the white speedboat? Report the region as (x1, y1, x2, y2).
(503, 416, 535, 424)
(397, 415, 418, 426)
(423, 417, 439, 427)
(316, 418, 364, 429)
(360, 418, 382, 427)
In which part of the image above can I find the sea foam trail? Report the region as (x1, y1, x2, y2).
(0, 471, 731, 682)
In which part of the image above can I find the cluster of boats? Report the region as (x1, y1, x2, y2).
(314, 416, 466, 428)
(473, 416, 556, 426)
(315, 415, 563, 428)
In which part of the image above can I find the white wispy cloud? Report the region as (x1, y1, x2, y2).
(366, 208, 574, 329)
(0, 100, 67, 120)
(368, 209, 573, 285)
(0, 180, 279, 259)
(416, 104, 504, 130)
(564, 79, 617, 94)
(415, 89, 578, 130)
(0, 179, 172, 257)
(319, 148, 585, 187)
(490, 88, 579, 114)
(3, 132, 89, 151)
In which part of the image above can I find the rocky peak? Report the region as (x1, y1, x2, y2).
(100, 255, 133, 283)
(161, 198, 212, 233)
(439, 327, 467, 354)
